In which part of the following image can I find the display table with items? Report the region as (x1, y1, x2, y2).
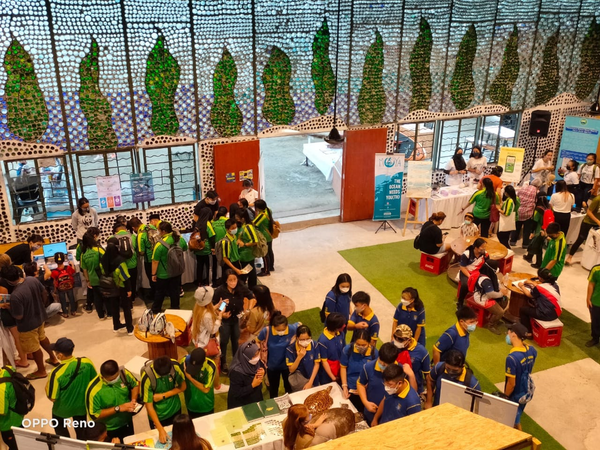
(124, 382, 361, 450)
(133, 314, 188, 359)
(417, 186, 476, 229)
(450, 237, 507, 261)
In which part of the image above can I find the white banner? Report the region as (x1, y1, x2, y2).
(96, 175, 122, 208)
(406, 160, 432, 198)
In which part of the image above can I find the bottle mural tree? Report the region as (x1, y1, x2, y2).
(357, 30, 385, 124)
(262, 46, 295, 125)
(311, 19, 335, 116)
(3, 39, 49, 142)
(575, 18, 600, 100)
(211, 48, 243, 137)
(489, 25, 520, 108)
(145, 35, 180, 136)
(409, 18, 433, 112)
(79, 38, 117, 149)
(450, 24, 477, 111)
(534, 33, 559, 106)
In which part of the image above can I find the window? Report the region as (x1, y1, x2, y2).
(394, 122, 436, 161)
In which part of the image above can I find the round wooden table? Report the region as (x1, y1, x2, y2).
(450, 237, 507, 260)
(505, 272, 536, 323)
(134, 314, 187, 360)
(272, 293, 296, 317)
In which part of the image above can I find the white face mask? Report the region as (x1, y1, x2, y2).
(340, 287, 350, 294)
(400, 299, 412, 307)
(248, 356, 260, 365)
(229, 228, 238, 236)
(355, 306, 365, 314)
(298, 339, 311, 348)
(393, 339, 406, 349)
(105, 377, 120, 385)
(276, 330, 286, 336)
(384, 384, 398, 395)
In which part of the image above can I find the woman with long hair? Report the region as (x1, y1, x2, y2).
(466, 145, 488, 182)
(550, 180, 575, 237)
(391, 287, 426, 346)
(324, 274, 352, 325)
(498, 184, 519, 249)
(253, 199, 276, 276)
(243, 284, 276, 339)
(171, 414, 213, 450)
(211, 206, 229, 286)
(282, 405, 333, 450)
(80, 227, 108, 319)
(463, 177, 499, 237)
(71, 197, 99, 242)
(287, 325, 321, 392)
(444, 147, 467, 185)
(192, 286, 224, 376)
(151, 221, 185, 311)
(100, 237, 133, 334)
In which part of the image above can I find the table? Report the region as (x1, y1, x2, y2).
(271, 293, 295, 317)
(450, 237, 507, 260)
(302, 142, 343, 182)
(483, 125, 516, 140)
(311, 403, 534, 450)
(124, 382, 356, 449)
(418, 187, 476, 229)
(506, 272, 536, 323)
(134, 314, 187, 359)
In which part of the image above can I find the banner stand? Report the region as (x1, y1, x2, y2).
(375, 220, 396, 234)
(402, 197, 429, 236)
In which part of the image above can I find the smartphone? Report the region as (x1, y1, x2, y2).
(219, 301, 227, 312)
(133, 403, 143, 414)
(505, 155, 516, 173)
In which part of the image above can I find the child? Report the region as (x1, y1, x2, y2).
(347, 292, 380, 346)
(253, 199, 275, 276)
(426, 349, 480, 408)
(391, 287, 426, 347)
(317, 312, 347, 385)
(432, 306, 478, 364)
(371, 364, 421, 425)
(393, 325, 431, 396)
(51, 252, 79, 318)
(286, 325, 321, 392)
(340, 329, 378, 412)
(460, 212, 479, 238)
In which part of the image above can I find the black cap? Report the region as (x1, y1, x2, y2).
(149, 213, 161, 221)
(50, 338, 74, 355)
(185, 348, 206, 377)
(508, 323, 529, 340)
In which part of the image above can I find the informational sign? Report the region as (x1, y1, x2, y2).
(406, 160, 432, 198)
(96, 175, 122, 209)
(373, 154, 404, 221)
(226, 172, 236, 183)
(130, 172, 155, 203)
(556, 116, 600, 178)
(239, 169, 254, 181)
(498, 147, 525, 183)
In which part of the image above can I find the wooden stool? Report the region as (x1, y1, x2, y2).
(134, 314, 187, 359)
(420, 252, 451, 275)
(531, 318, 563, 347)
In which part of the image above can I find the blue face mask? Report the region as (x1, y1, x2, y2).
(505, 334, 512, 346)
(466, 323, 477, 333)
(377, 361, 387, 371)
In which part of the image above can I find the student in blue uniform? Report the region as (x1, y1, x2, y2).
(393, 325, 431, 396)
(324, 274, 353, 323)
(340, 329, 378, 412)
(317, 313, 347, 385)
(372, 364, 421, 426)
(286, 325, 321, 392)
(356, 343, 399, 425)
(504, 323, 537, 430)
(391, 287, 426, 347)
(258, 311, 300, 399)
(347, 292, 380, 346)
(426, 349, 480, 408)
(432, 306, 478, 364)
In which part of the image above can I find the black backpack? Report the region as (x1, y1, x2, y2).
(0, 366, 35, 415)
(116, 233, 134, 259)
(97, 266, 119, 298)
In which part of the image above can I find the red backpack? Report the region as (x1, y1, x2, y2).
(542, 209, 555, 230)
(54, 267, 74, 291)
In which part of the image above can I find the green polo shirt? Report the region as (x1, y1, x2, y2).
(239, 224, 259, 262)
(212, 217, 227, 242)
(0, 367, 23, 432)
(152, 233, 174, 280)
(140, 360, 185, 421)
(80, 247, 105, 287)
(542, 232, 567, 278)
(194, 223, 216, 256)
(221, 233, 240, 264)
(86, 369, 138, 431)
(469, 190, 500, 219)
(584, 195, 600, 226)
(46, 356, 97, 418)
(99, 262, 130, 289)
(253, 212, 273, 243)
(589, 265, 600, 307)
(113, 230, 138, 269)
(180, 356, 217, 413)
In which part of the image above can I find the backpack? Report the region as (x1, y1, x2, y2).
(138, 309, 154, 334)
(116, 233, 134, 259)
(97, 266, 119, 298)
(149, 312, 167, 335)
(271, 221, 281, 239)
(146, 227, 161, 250)
(215, 237, 228, 267)
(440, 363, 474, 388)
(159, 239, 185, 278)
(55, 268, 74, 292)
(165, 321, 176, 343)
(188, 231, 206, 252)
(252, 230, 269, 258)
(141, 359, 176, 391)
(518, 372, 536, 405)
(0, 366, 35, 415)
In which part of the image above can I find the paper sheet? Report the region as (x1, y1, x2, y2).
(239, 264, 253, 275)
(222, 409, 248, 433)
(210, 426, 231, 448)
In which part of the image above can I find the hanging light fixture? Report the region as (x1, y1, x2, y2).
(325, 0, 344, 145)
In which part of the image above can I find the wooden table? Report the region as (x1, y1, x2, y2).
(505, 272, 536, 323)
(451, 237, 508, 260)
(272, 292, 296, 317)
(311, 403, 535, 450)
(134, 314, 187, 360)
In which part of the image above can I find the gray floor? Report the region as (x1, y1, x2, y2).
(260, 134, 340, 219)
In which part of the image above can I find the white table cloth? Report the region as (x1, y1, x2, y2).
(582, 228, 600, 270)
(566, 212, 585, 245)
(303, 142, 343, 182)
(417, 187, 476, 229)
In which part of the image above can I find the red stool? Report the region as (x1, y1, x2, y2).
(531, 318, 563, 347)
(465, 294, 490, 327)
(498, 250, 514, 275)
(419, 252, 451, 275)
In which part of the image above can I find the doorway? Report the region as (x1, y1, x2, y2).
(259, 133, 341, 221)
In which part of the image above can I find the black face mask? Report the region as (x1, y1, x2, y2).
(447, 369, 462, 377)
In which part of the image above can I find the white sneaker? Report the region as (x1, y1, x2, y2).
(214, 384, 229, 394)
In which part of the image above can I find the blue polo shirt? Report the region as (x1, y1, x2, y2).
(286, 340, 321, 384)
(348, 310, 380, 342)
(433, 322, 470, 361)
(380, 382, 422, 424)
(505, 344, 537, 404)
(317, 329, 345, 385)
(340, 344, 378, 391)
(406, 338, 431, 394)
(324, 290, 352, 322)
(357, 359, 390, 424)
(393, 304, 426, 347)
(430, 362, 480, 406)
(258, 323, 300, 370)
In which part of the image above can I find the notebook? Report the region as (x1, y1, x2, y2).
(242, 402, 264, 422)
(258, 399, 280, 417)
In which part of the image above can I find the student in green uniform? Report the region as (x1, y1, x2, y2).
(181, 348, 219, 418)
(540, 222, 567, 278)
(253, 199, 275, 276)
(141, 356, 187, 444)
(221, 219, 243, 278)
(211, 207, 228, 286)
(0, 366, 23, 450)
(75, 227, 99, 313)
(79, 227, 107, 317)
(194, 207, 216, 287)
(235, 208, 259, 288)
(85, 359, 139, 443)
(151, 222, 186, 312)
(45, 338, 97, 439)
(100, 238, 134, 334)
(462, 177, 500, 238)
(586, 264, 600, 347)
(112, 222, 138, 299)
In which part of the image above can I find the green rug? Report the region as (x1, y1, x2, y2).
(339, 240, 600, 450)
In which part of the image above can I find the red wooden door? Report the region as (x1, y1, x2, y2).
(341, 128, 389, 222)
(213, 140, 260, 208)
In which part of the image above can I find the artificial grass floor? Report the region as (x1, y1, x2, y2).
(338, 240, 600, 450)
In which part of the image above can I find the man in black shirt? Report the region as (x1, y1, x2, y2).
(193, 190, 219, 223)
(5, 234, 44, 266)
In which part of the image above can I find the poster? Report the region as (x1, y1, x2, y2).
(226, 172, 236, 183)
(556, 116, 600, 178)
(373, 154, 404, 221)
(406, 160, 432, 198)
(498, 147, 525, 183)
(130, 172, 155, 203)
(239, 169, 254, 181)
(96, 175, 122, 209)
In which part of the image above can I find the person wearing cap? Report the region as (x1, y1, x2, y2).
(192, 286, 225, 374)
(504, 323, 537, 429)
(50, 252, 78, 318)
(347, 292, 379, 346)
(425, 349, 480, 408)
(393, 325, 430, 396)
(180, 348, 219, 419)
(432, 306, 478, 364)
(371, 364, 421, 426)
(45, 338, 97, 438)
(140, 355, 186, 444)
(460, 212, 480, 239)
(85, 359, 139, 443)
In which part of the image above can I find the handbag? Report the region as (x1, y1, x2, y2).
(490, 203, 500, 223)
(499, 211, 516, 232)
(188, 231, 205, 252)
(289, 370, 309, 392)
(204, 337, 220, 358)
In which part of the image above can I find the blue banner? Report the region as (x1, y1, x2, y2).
(556, 116, 600, 178)
(131, 172, 155, 203)
(373, 154, 404, 221)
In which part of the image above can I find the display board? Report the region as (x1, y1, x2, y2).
(406, 160, 432, 198)
(13, 428, 88, 450)
(498, 147, 525, 183)
(556, 116, 600, 178)
(95, 175, 122, 209)
(373, 154, 404, 221)
(131, 172, 155, 203)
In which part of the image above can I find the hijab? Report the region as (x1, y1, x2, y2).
(195, 207, 213, 240)
(229, 340, 262, 378)
(452, 148, 467, 171)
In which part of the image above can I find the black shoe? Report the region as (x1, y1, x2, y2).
(523, 254, 533, 263)
(509, 242, 517, 247)
(221, 364, 228, 375)
(531, 263, 541, 269)
(257, 272, 270, 277)
(585, 339, 599, 347)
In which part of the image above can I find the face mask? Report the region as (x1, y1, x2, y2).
(377, 361, 387, 371)
(464, 220, 472, 225)
(384, 384, 398, 395)
(229, 228, 238, 236)
(355, 345, 368, 354)
(447, 369, 462, 378)
(473, 153, 481, 159)
(84, 208, 90, 213)
(208, 199, 216, 205)
(355, 306, 365, 314)
(32, 244, 41, 251)
(106, 377, 120, 385)
(249, 356, 260, 365)
(588, 161, 595, 166)
(505, 334, 512, 346)
(340, 287, 350, 294)
(393, 339, 405, 349)
(400, 299, 411, 307)
(466, 323, 477, 333)
(298, 339, 311, 348)
(276, 330, 286, 336)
